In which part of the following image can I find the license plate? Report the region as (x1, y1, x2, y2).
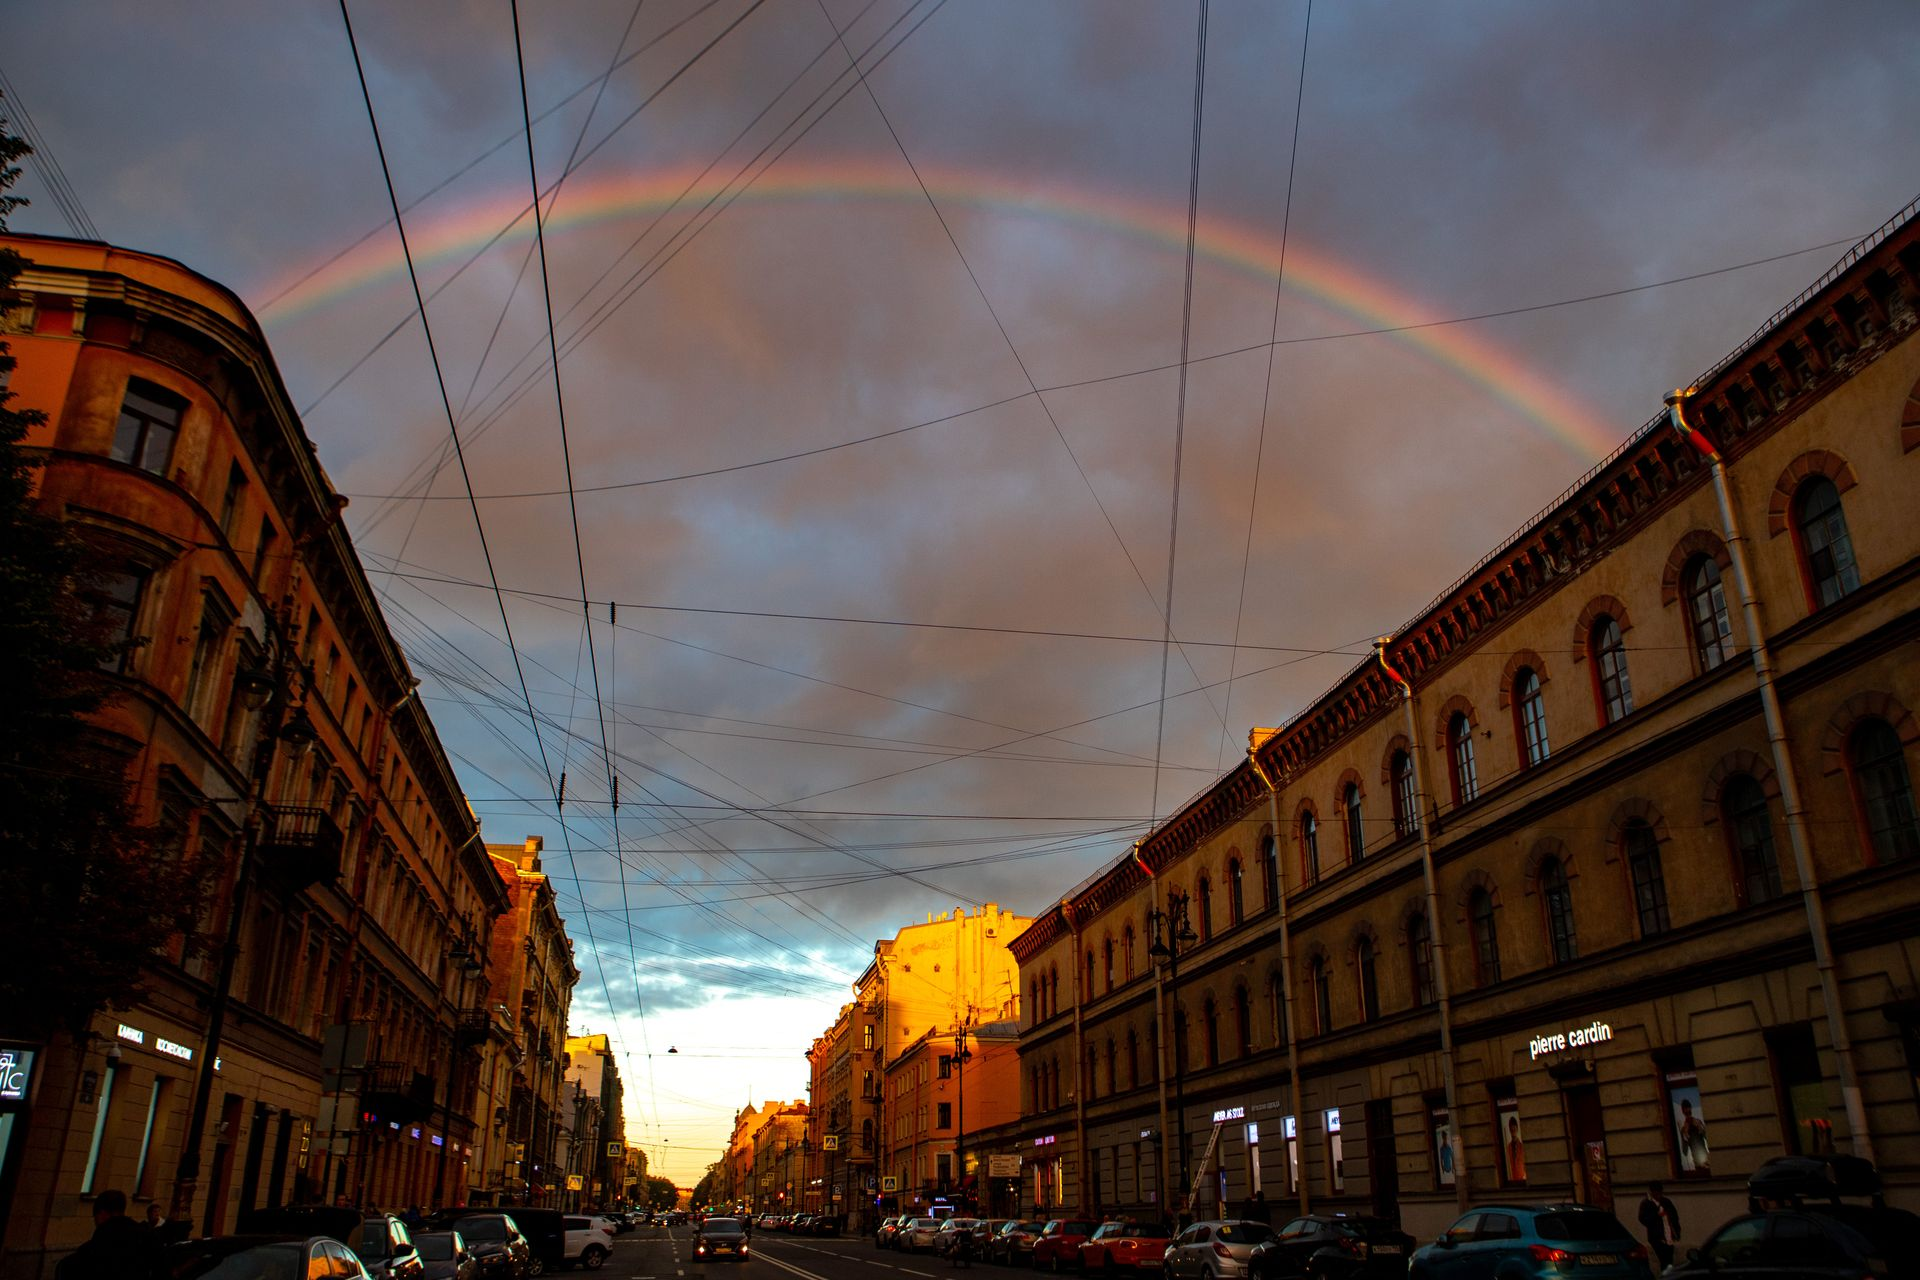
(1371, 1245, 1400, 1255)
(1579, 1255, 1617, 1266)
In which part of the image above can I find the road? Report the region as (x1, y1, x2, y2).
(596, 1224, 997, 1280)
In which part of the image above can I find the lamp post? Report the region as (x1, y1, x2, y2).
(1148, 890, 1198, 1221)
(950, 1018, 974, 1210)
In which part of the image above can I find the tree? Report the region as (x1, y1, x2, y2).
(645, 1177, 677, 1211)
(0, 94, 209, 1036)
(690, 1170, 717, 1210)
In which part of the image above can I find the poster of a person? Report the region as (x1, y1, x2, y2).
(1672, 1089, 1710, 1173)
(1433, 1120, 1455, 1186)
(1497, 1101, 1526, 1184)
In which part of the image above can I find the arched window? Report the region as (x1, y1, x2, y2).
(1724, 775, 1784, 905)
(1344, 783, 1365, 861)
(1084, 950, 1095, 1000)
(1796, 476, 1861, 607)
(1048, 966, 1059, 1019)
(1356, 936, 1379, 1022)
(1686, 556, 1733, 672)
(1591, 616, 1634, 724)
(1540, 856, 1577, 964)
(1087, 1045, 1099, 1100)
(1310, 957, 1332, 1036)
(1469, 887, 1501, 985)
(1195, 878, 1214, 940)
(1267, 970, 1287, 1046)
(1228, 858, 1245, 926)
(1300, 811, 1321, 882)
(862, 1117, 874, 1153)
(1103, 937, 1115, 992)
(1448, 713, 1479, 806)
(1125, 1030, 1138, 1091)
(1123, 925, 1135, 981)
(1408, 911, 1435, 1006)
(1259, 833, 1278, 909)
(1515, 668, 1550, 767)
(1106, 1039, 1117, 1096)
(1232, 984, 1252, 1057)
(1390, 750, 1416, 838)
(1851, 718, 1920, 862)
(1624, 820, 1670, 936)
(1202, 998, 1220, 1067)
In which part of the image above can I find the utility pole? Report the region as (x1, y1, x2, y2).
(1148, 892, 1198, 1223)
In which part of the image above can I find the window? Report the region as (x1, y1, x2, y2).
(1300, 812, 1320, 882)
(1202, 998, 1219, 1067)
(1195, 878, 1213, 940)
(86, 567, 148, 673)
(1125, 1031, 1138, 1090)
(1408, 912, 1435, 1006)
(1468, 888, 1500, 985)
(133, 1077, 172, 1198)
(1686, 557, 1734, 671)
(254, 515, 277, 580)
(111, 378, 185, 474)
(1106, 1039, 1117, 1093)
(1122, 926, 1135, 981)
(1310, 957, 1331, 1036)
(937, 1054, 952, 1079)
(186, 588, 236, 727)
(1540, 857, 1577, 964)
(1173, 1007, 1189, 1072)
(1085, 950, 1095, 999)
(1356, 936, 1379, 1022)
(1850, 718, 1920, 863)
(1343, 783, 1365, 861)
(1258, 834, 1278, 908)
(1515, 668, 1550, 767)
(80, 1062, 120, 1193)
(1447, 713, 1478, 806)
(1624, 820, 1671, 936)
(863, 1024, 874, 1050)
(1227, 858, 1245, 925)
(1390, 751, 1415, 838)
(1232, 985, 1252, 1057)
(1770, 1026, 1834, 1156)
(1103, 938, 1114, 991)
(1267, 971, 1287, 1047)
(1591, 617, 1634, 723)
(937, 1102, 951, 1129)
(1795, 477, 1860, 607)
(219, 462, 248, 539)
(1724, 775, 1784, 905)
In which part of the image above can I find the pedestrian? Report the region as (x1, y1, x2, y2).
(57, 1191, 155, 1280)
(1636, 1181, 1681, 1270)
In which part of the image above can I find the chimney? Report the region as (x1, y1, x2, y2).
(521, 834, 544, 871)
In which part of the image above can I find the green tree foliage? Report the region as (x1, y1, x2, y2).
(690, 1170, 716, 1209)
(645, 1176, 677, 1210)
(0, 95, 209, 1036)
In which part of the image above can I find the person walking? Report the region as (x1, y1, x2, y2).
(57, 1191, 154, 1280)
(1636, 1182, 1681, 1269)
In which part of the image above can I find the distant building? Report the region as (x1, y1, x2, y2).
(881, 1019, 1020, 1215)
(564, 1033, 624, 1207)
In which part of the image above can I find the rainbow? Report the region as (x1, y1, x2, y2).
(254, 159, 1621, 460)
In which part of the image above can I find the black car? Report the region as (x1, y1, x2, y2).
(235, 1207, 424, 1280)
(490, 1207, 566, 1277)
(694, 1217, 750, 1263)
(432, 1213, 533, 1280)
(157, 1234, 374, 1280)
(1249, 1215, 1414, 1280)
(1664, 1205, 1920, 1279)
(414, 1231, 480, 1280)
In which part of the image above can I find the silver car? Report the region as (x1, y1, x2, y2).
(904, 1217, 944, 1253)
(1162, 1221, 1275, 1280)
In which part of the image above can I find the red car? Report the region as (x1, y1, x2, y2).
(1033, 1220, 1096, 1272)
(1080, 1221, 1173, 1274)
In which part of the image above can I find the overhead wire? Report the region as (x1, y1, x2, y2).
(0, 66, 99, 240)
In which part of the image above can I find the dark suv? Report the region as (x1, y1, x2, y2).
(236, 1207, 425, 1280)
(431, 1212, 533, 1279)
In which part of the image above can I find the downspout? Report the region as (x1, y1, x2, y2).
(1245, 733, 1309, 1215)
(1065, 900, 1089, 1214)
(1375, 639, 1469, 1212)
(1666, 389, 1874, 1163)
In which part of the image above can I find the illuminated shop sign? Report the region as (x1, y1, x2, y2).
(0, 1048, 34, 1101)
(155, 1038, 194, 1062)
(1528, 1020, 1614, 1062)
(117, 1024, 145, 1045)
(114, 1022, 202, 1064)
(1212, 1106, 1245, 1123)
(1033, 1134, 1055, 1147)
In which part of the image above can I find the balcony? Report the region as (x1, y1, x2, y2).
(259, 805, 345, 891)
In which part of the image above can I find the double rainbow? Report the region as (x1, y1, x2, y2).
(255, 159, 1621, 461)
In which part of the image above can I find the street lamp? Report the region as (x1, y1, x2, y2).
(1148, 890, 1198, 1221)
(951, 1019, 973, 1211)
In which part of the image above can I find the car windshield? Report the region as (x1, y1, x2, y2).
(1534, 1211, 1632, 1243)
(415, 1236, 456, 1262)
(914, 1218, 939, 1229)
(175, 1243, 306, 1280)
(703, 1220, 744, 1237)
(352, 1224, 390, 1259)
(457, 1217, 506, 1243)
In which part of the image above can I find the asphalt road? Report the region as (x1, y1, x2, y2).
(599, 1225, 1001, 1280)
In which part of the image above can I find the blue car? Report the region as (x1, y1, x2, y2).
(1408, 1205, 1653, 1279)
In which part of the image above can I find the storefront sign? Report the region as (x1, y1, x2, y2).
(155, 1038, 193, 1062)
(1033, 1134, 1055, 1147)
(1528, 1019, 1614, 1062)
(1211, 1105, 1245, 1123)
(116, 1024, 145, 1046)
(0, 1048, 33, 1101)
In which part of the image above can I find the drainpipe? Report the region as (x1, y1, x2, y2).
(1065, 900, 1089, 1215)
(1375, 640, 1469, 1212)
(1245, 733, 1309, 1215)
(1666, 390, 1874, 1164)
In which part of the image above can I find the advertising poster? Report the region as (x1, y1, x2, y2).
(1431, 1108, 1454, 1187)
(1495, 1097, 1525, 1185)
(1666, 1072, 1711, 1174)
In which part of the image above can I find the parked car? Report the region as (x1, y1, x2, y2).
(809, 1214, 842, 1236)
(876, 1217, 904, 1248)
(1248, 1215, 1408, 1280)
(157, 1234, 374, 1280)
(1033, 1221, 1098, 1272)
(494, 1208, 568, 1278)
(993, 1220, 1050, 1266)
(1407, 1205, 1652, 1279)
(414, 1231, 480, 1280)
(1677, 1204, 1920, 1278)
(1083, 1220, 1174, 1274)
(560, 1216, 616, 1270)
(936, 1219, 986, 1258)
(903, 1216, 946, 1253)
(235, 1207, 424, 1280)
(693, 1217, 750, 1263)
(434, 1213, 533, 1280)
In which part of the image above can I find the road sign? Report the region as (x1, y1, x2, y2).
(987, 1155, 1022, 1177)
(607, 1141, 625, 1157)
(822, 1134, 840, 1151)
(881, 1176, 899, 1192)
(568, 1174, 585, 1191)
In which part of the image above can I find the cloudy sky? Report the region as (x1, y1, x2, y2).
(10, 0, 1919, 1184)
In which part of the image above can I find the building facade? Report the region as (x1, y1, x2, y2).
(0, 234, 511, 1276)
(563, 1034, 624, 1209)
(880, 1020, 1020, 1215)
(1006, 203, 1920, 1241)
